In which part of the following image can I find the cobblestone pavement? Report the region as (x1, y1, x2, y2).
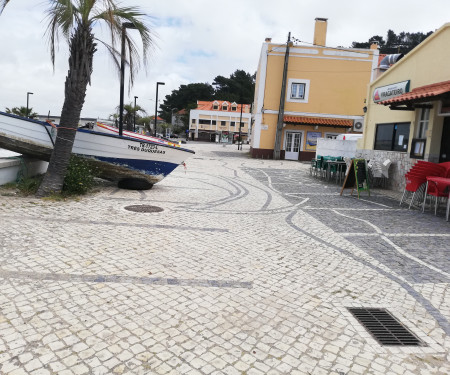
(0, 142, 449, 375)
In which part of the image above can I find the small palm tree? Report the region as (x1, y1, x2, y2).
(1, 1, 154, 196)
(5, 106, 38, 119)
(122, 103, 147, 131)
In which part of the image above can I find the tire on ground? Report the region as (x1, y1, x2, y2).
(117, 178, 153, 190)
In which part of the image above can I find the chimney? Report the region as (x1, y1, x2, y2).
(265, 37, 272, 43)
(313, 18, 328, 46)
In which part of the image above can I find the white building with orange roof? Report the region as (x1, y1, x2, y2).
(189, 100, 251, 142)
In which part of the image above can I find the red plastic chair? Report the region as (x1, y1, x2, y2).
(439, 161, 450, 177)
(422, 177, 450, 215)
(400, 162, 445, 208)
(400, 172, 427, 208)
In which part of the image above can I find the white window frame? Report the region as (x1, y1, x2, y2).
(283, 130, 304, 151)
(286, 78, 310, 103)
(416, 107, 430, 138)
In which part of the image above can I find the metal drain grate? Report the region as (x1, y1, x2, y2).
(124, 205, 164, 213)
(348, 308, 424, 346)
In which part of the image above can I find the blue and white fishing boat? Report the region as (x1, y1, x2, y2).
(0, 111, 194, 187)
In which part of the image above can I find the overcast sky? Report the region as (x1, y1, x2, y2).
(0, 0, 448, 120)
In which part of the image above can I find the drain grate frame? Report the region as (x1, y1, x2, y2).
(348, 308, 424, 346)
(124, 205, 164, 213)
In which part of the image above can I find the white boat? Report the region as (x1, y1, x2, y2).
(94, 121, 182, 147)
(0, 112, 195, 187)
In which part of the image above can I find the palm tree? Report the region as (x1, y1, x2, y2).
(5, 106, 38, 118)
(121, 103, 147, 131)
(0, 1, 154, 196)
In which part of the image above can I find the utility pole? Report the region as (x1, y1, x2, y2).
(273, 32, 291, 160)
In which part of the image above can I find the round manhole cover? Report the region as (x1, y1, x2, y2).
(124, 205, 164, 213)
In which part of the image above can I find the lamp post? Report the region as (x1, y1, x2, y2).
(238, 100, 243, 150)
(133, 95, 138, 132)
(154, 82, 165, 136)
(119, 22, 137, 136)
(170, 108, 178, 137)
(26, 92, 33, 118)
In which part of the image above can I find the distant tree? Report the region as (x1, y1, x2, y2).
(212, 69, 255, 104)
(159, 83, 215, 125)
(137, 116, 153, 133)
(351, 29, 433, 54)
(5, 106, 38, 118)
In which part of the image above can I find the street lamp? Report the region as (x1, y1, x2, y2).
(170, 107, 178, 137)
(26, 92, 33, 118)
(119, 22, 138, 136)
(134, 95, 138, 132)
(238, 99, 243, 151)
(154, 82, 165, 136)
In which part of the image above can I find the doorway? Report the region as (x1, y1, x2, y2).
(439, 117, 450, 162)
(284, 131, 303, 160)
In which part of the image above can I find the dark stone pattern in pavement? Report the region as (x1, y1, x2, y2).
(343, 237, 450, 284)
(245, 167, 450, 285)
(0, 269, 253, 289)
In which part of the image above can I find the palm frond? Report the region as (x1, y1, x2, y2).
(0, 0, 11, 15)
(92, 4, 156, 86)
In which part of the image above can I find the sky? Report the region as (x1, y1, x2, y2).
(0, 0, 448, 120)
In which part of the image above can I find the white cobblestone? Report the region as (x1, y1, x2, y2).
(0, 142, 448, 374)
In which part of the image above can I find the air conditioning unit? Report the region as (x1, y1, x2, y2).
(353, 119, 364, 132)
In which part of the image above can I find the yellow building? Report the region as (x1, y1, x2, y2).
(189, 100, 251, 142)
(251, 18, 379, 161)
(358, 23, 450, 191)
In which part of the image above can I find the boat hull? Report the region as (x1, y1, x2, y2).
(0, 112, 194, 184)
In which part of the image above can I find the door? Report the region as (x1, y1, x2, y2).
(284, 131, 302, 160)
(439, 117, 450, 162)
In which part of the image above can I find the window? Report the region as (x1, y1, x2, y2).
(287, 78, 310, 103)
(191, 119, 196, 124)
(416, 108, 430, 138)
(231, 106, 237, 111)
(230, 121, 235, 127)
(222, 104, 228, 111)
(221, 121, 226, 126)
(212, 120, 216, 125)
(199, 119, 211, 125)
(213, 105, 218, 110)
(374, 122, 410, 152)
(325, 133, 339, 139)
(291, 83, 306, 99)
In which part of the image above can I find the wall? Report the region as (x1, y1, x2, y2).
(356, 149, 414, 192)
(316, 138, 358, 158)
(0, 156, 48, 185)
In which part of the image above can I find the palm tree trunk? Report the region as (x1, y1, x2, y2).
(36, 24, 96, 197)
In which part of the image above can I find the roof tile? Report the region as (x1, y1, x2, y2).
(283, 116, 353, 127)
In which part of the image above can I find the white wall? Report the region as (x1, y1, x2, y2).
(316, 138, 358, 158)
(0, 153, 48, 185)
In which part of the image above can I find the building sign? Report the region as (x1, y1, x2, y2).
(373, 80, 410, 103)
(305, 131, 322, 151)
